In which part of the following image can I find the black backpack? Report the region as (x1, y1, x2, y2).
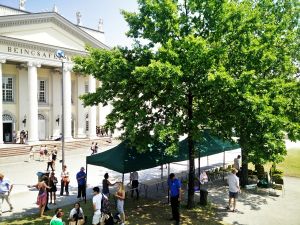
(101, 194, 111, 214)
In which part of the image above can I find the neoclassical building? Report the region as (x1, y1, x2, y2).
(0, 3, 112, 144)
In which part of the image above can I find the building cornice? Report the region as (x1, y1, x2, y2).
(0, 12, 110, 50)
(0, 36, 88, 67)
(0, 35, 87, 56)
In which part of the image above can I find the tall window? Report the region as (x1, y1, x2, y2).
(38, 80, 47, 103)
(2, 77, 14, 102)
(85, 114, 89, 131)
(84, 83, 89, 93)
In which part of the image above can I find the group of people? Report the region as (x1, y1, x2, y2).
(49, 202, 85, 225)
(32, 165, 68, 217)
(28, 145, 58, 168)
(1, 150, 242, 224)
(10, 130, 28, 144)
(90, 142, 99, 155)
(46, 171, 126, 225)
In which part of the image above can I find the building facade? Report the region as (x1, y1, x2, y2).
(0, 4, 112, 144)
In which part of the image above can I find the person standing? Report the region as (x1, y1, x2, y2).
(115, 183, 126, 225)
(168, 173, 182, 225)
(35, 176, 50, 217)
(92, 187, 102, 225)
(60, 165, 70, 196)
(52, 146, 58, 171)
(76, 167, 86, 201)
(233, 155, 241, 177)
(46, 152, 54, 171)
(94, 142, 99, 154)
(102, 173, 116, 197)
(130, 171, 139, 199)
(0, 173, 13, 215)
(39, 145, 45, 161)
(49, 172, 58, 205)
(226, 168, 241, 212)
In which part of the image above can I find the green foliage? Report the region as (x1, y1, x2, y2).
(73, 0, 300, 205)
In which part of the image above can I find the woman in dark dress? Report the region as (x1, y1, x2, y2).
(49, 172, 58, 204)
(102, 173, 116, 197)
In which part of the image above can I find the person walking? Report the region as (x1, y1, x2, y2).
(168, 173, 182, 225)
(28, 146, 35, 161)
(49, 172, 58, 205)
(92, 186, 102, 225)
(130, 171, 139, 199)
(102, 173, 116, 197)
(76, 167, 86, 201)
(226, 168, 240, 212)
(0, 173, 13, 215)
(115, 183, 126, 225)
(60, 165, 70, 196)
(90, 142, 95, 155)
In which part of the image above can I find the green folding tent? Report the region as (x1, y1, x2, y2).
(86, 131, 239, 180)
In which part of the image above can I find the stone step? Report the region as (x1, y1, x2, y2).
(0, 137, 112, 158)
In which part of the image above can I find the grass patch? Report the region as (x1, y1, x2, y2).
(277, 147, 300, 177)
(248, 146, 300, 178)
(0, 197, 226, 225)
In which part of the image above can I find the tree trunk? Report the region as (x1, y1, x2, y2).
(239, 135, 249, 187)
(187, 92, 195, 209)
(187, 135, 195, 208)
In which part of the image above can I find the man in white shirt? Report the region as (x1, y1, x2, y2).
(226, 169, 240, 212)
(130, 171, 139, 199)
(92, 186, 102, 225)
(0, 173, 13, 215)
(233, 155, 241, 171)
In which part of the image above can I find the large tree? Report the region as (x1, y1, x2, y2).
(203, 0, 300, 185)
(73, 0, 300, 207)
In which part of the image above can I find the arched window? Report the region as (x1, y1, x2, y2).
(2, 114, 13, 122)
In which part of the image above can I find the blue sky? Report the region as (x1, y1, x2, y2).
(0, 0, 138, 47)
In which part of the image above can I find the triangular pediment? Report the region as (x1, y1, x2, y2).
(0, 12, 109, 51)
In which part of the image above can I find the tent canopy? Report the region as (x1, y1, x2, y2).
(86, 132, 239, 174)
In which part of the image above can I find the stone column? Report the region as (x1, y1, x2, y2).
(0, 59, 6, 144)
(27, 61, 40, 142)
(63, 64, 72, 140)
(76, 75, 86, 138)
(88, 75, 97, 139)
(52, 70, 61, 139)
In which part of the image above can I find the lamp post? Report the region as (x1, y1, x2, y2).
(55, 50, 65, 169)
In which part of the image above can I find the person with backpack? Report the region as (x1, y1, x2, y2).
(100, 192, 113, 225)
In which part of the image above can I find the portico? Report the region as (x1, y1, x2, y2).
(0, 5, 110, 144)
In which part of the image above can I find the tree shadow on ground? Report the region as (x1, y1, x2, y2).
(208, 180, 280, 224)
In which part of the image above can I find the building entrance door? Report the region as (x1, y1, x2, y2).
(3, 122, 12, 142)
(38, 114, 46, 140)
